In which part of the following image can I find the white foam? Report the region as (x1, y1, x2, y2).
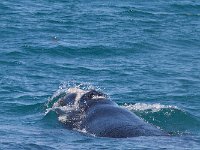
(74, 128, 96, 137)
(75, 128, 87, 134)
(45, 108, 53, 115)
(46, 88, 67, 108)
(91, 95, 106, 99)
(122, 103, 178, 112)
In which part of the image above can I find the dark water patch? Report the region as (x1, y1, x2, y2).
(22, 45, 143, 59)
(0, 2, 9, 8)
(170, 3, 200, 13)
(1, 102, 45, 116)
(121, 7, 156, 18)
(1, 50, 27, 57)
(15, 102, 45, 114)
(0, 128, 58, 150)
(22, 45, 75, 58)
(72, 137, 95, 144)
(1, 81, 32, 94)
(0, 60, 22, 66)
(7, 143, 56, 150)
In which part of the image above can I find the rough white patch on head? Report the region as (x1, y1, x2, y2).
(52, 105, 74, 116)
(58, 115, 68, 123)
(67, 88, 88, 106)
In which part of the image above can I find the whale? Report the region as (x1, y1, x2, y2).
(52, 88, 167, 138)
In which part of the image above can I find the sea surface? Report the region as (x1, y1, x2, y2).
(1, 0, 200, 149)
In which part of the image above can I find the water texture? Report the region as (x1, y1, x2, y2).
(0, 0, 200, 149)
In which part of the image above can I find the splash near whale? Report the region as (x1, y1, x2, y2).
(48, 88, 167, 138)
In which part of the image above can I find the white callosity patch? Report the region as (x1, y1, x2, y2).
(67, 87, 107, 106)
(58, 115, 68, 123)
(67, 87, 88, 106)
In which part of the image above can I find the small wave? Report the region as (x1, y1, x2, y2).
(122, 103, 200, 135)
(122, 103, 178, 112)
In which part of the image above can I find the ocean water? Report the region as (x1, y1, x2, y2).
(1, 0, 200, 149)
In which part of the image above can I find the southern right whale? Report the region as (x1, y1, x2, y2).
(52, 88, 168, 138)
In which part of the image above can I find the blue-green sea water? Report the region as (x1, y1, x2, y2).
(1, 0, 200, 149)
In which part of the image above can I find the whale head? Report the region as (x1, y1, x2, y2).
(53, 88, 107, 110)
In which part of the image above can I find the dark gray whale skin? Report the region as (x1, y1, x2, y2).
(54, 90, 167, 138)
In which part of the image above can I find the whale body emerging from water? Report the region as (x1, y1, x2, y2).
(52, 88, 167, 138)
